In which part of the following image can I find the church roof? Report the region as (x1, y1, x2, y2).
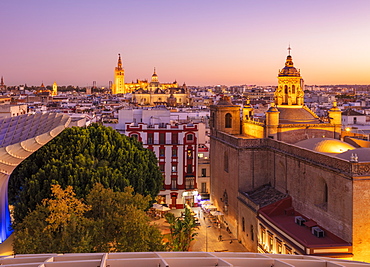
(335, 147, 370, 162)
(277, 106, 320, 124)
(342, 109, 365, 116)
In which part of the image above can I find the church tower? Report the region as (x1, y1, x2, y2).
(112, 54, 125, 94)
(52, 82, 57, 96)
(275, 47, 304, 106)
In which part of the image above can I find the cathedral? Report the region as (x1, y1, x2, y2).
(112, 54, 189, 106)
(210, 51, 370, 261)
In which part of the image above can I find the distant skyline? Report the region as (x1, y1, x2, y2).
(2, 0, 370, 87)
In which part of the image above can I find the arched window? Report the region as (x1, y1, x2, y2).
(292, 85, 295, 94)
(225, 113, 232, 128)
(242, 217, 245, 232)
(284, 85, 288, 94)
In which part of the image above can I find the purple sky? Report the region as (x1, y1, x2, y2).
(2, 0, 370, 87)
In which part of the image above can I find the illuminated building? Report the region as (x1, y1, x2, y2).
(210, 50, 370, 261)
(112, 55, 189, 106)
(0, 113, 70, 245)
(112, 54, 125, 94)
(52, 81, 58, 96)
(117, 108, 199, 208)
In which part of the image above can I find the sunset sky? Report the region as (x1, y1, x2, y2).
(2, 0, 370, 87)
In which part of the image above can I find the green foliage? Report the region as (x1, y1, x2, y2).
(165, 207, 198, 251)
(9, 124, 163, 224)
(13, 184, 166, 254)
(13, 185, 92, 254)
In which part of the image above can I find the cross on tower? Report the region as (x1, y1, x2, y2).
(287, 45, 292, 56)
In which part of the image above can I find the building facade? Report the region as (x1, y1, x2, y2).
(210, 52, 370, 261)
(117, 108, 199, 208)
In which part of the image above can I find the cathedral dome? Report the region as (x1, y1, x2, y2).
(295, 138, 355, 154)
(278, 55, 300, 77)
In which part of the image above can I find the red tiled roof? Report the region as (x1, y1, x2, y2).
(258, 197, 351, 249)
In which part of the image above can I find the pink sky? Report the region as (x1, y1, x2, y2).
(2, 0, 370, 87)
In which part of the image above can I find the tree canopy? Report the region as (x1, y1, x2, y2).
(9, 124, 163, 224)
(13, 184, 166, 254)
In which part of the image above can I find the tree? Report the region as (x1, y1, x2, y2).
(13, 184, 166, 254)
(165, 207, 198, 251)
(85, 183, 166, 252)
(13, 185, 92, 254)
(9, 124, 163, 224)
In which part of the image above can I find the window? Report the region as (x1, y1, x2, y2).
(172, 133, 178, 144)
(130, 134, 138, 140)
(354, 117, 357, 124)
(276, 238, 282, 254)
(159, 148, 165, 157)
(187, 134, 193, 141)
(147, 133, 153, 144)
(198, 153, 204, 158)
(172, 148, 177, 157)
(261, 227, 266, 245)
(171, 164, 177, 173)
(284, 85, 288, 94)
(171, 178, 177, 189)
(225, 113, 232, 128)
(285, 245, 292, 254)
(159, 133, 165, 144)
(292, 85, 295, 94)
(242, 217, 245, 232)
(268, 232, 274, 251)
(251, 225, 254, 241)
(187, 149, 193, 159)
(185, 177, 194, 189)
(159, 164, 165, 172)
(201, 168, 206, 177)
(224, 151, 228, 172)
(187, 164, 192, 174)
(201, 182, 207, 193)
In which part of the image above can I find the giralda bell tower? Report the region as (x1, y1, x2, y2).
(113, 53, 125, 94)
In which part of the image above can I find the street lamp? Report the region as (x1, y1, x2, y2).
(205, 225, 211, 252)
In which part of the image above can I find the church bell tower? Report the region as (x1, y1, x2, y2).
(275, 47, 304, 106)
(113, 54, 125, 94)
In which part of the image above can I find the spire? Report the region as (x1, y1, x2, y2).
(117, 53, 122, 70)
(0, 76, 3, 86)
(287, 44, 291, 56)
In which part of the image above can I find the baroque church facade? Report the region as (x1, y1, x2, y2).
(210, 52, 370, 261)
(112, 54, 189, 106)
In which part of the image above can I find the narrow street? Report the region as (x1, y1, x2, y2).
(151, 207, 247, 252)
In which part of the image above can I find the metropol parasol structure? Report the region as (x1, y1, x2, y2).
(0, 112, 70, 245)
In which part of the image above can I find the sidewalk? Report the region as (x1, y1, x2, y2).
(151, 207, 247, 253)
